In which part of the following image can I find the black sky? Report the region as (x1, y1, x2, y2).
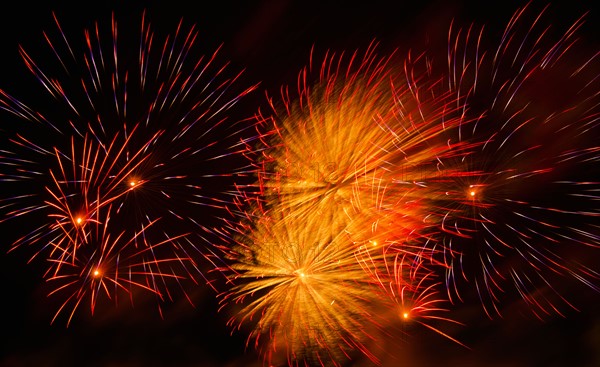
(0, 1, 598, 366)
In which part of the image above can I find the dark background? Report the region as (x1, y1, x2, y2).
(0, 1, 598, 366)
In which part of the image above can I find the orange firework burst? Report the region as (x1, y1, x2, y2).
(216, 203, 389, 366)
(213, 41, 479, 365)
(249, 42, 472, 248)
(251, 42, 400, 224)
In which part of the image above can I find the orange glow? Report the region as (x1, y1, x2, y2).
(468, 184, 483, 200)
(128, 177, 144, 189)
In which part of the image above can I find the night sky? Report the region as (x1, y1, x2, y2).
(0, 1, 598, 366)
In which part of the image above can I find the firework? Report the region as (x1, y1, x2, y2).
(358, 243, 468, 349)
(44, 199, 200, 326)
(1, 1, 597, 366)
(248, 42, 473, 248)
(6, 126, 153, 266)
(211, 40, 478, 365)
(216, 203, 390, 366)
(431, 2, 600, 318)
(249, 42, 398, 224)
(0, 10, 256, 323)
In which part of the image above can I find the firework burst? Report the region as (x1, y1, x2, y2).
(431, 2, 600, 318)
(358, 243, 468, 350)
(249, 43, 399, 224)
(1, 2, 598, 366)
(212, 41, 479, 365)
(248, 43, 474, 248)
(216, 203, 391, 366)
(0, 9, 256, 323)
(45, 200, 199, 326)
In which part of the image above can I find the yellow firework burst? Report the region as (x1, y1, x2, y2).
(218, 203, 388, 366)
(252, 44, 470, 247)
(254, 43, 398, 223)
